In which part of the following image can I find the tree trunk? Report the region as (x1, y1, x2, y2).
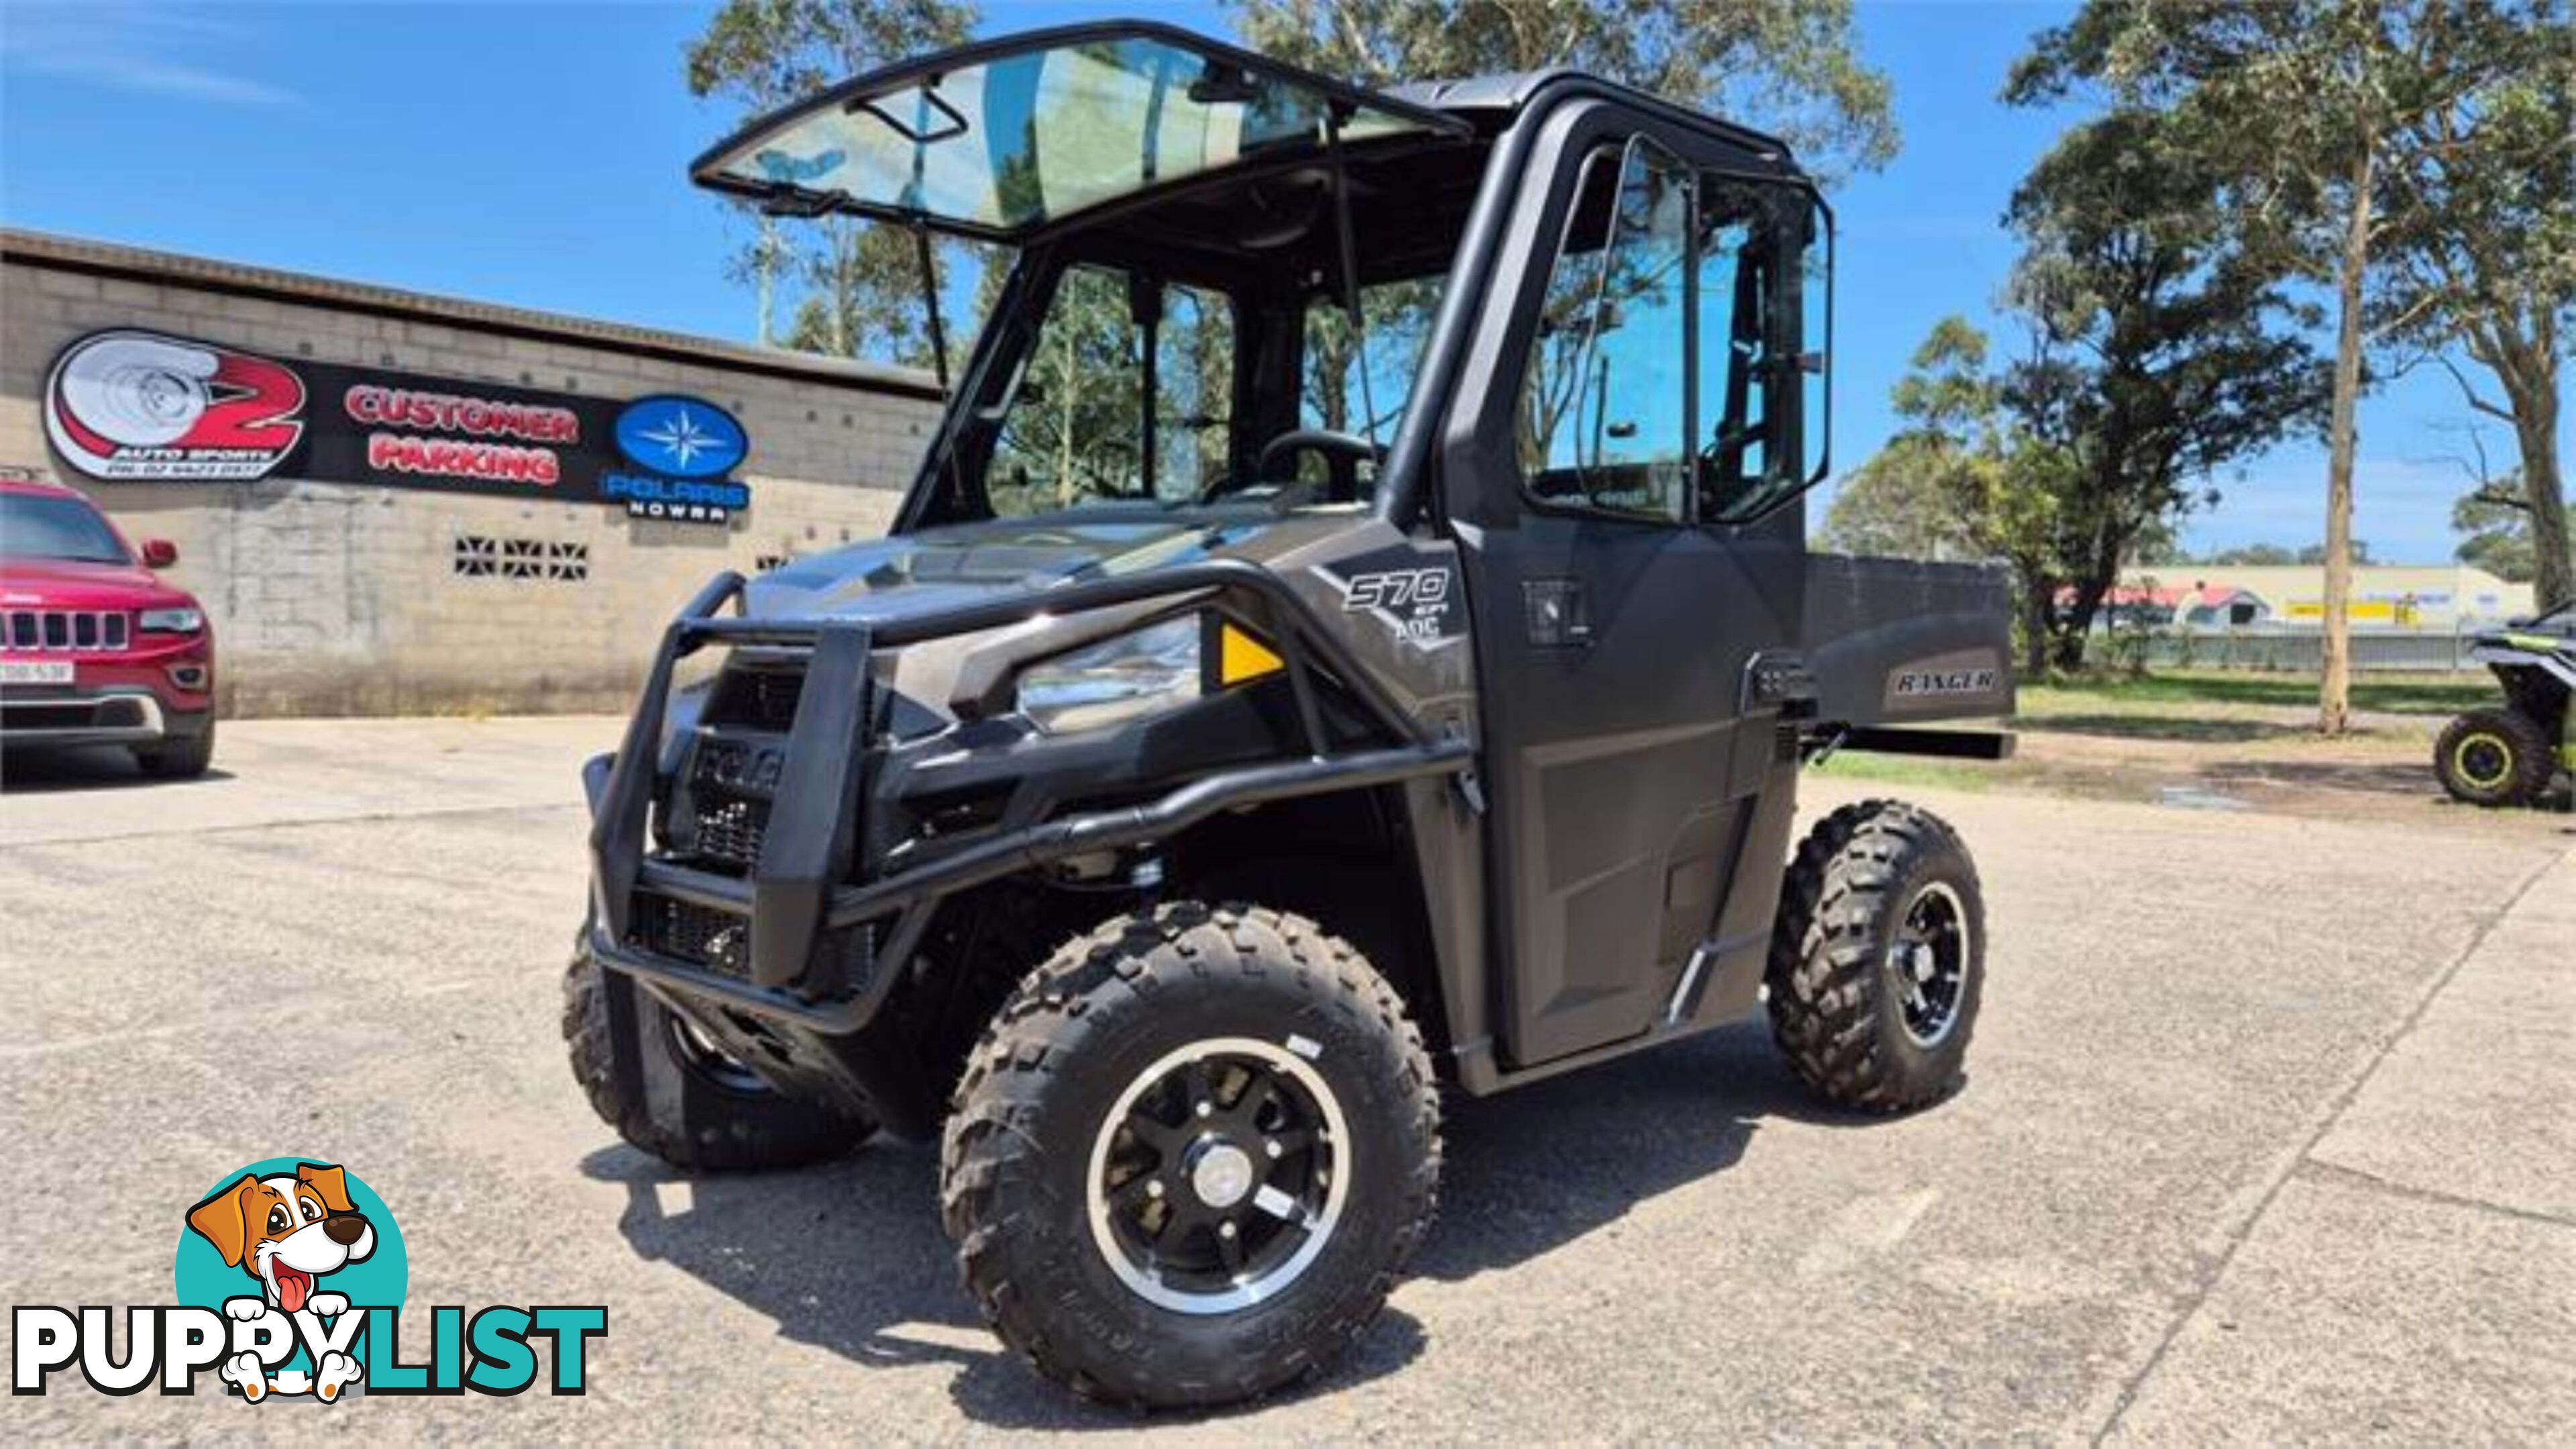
(755, 216, 776, 348)
(2052, 577, 2109, 672)
(2510, 352, 2571, 613)
(2318, 148, 2373, 737)
(2019, 569, 2053, 678)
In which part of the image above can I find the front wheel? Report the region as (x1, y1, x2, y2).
(562, 942, 874, 1171)
(2434, 706, 2553, 808)
(133, 720, 215, 780)
(940, 902, 1440, 1409)
(1767, 800, 1986, 1113)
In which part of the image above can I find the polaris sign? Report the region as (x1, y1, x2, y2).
(604, 395, 752, 525)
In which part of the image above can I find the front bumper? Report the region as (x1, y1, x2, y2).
(580, 565, 1470, 1132)
(0, 688, 211, 747)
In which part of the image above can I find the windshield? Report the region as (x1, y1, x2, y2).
(985, 262, 1237, 515)
(963, 258, 1446, 521)
(0, 492, 129, 564)
(698, 29, 1455, 237)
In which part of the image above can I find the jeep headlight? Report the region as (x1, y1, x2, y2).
(138, 607, 205, 634)
(1016, 616, 1201, 734)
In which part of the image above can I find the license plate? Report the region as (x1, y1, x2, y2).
(0, 659, 74, 686)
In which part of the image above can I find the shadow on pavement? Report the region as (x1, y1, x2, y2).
(0, 744, 233, 792)
(582, 1018, 1865, 1428)
(2015, 712, 2300, 744)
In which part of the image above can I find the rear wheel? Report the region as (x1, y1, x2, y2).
(1767, 800, 1986, 1112)
(2434, 706, 2552, 808)
(561, 941, 873, 1171)
(941, 902, 1439, 1409)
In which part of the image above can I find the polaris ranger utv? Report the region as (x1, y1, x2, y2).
(2433, 600, 2574, 808)
(568, 22, 2015, 1409)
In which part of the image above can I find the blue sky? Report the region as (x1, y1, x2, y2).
(4, 0, 2556, 563)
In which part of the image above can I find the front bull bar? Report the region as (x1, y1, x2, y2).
(582, 559, 1475, 1036)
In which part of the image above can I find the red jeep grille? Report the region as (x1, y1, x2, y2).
(6, 610, 129, 652)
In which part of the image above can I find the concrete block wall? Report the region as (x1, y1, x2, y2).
(1, 245, 943, 715)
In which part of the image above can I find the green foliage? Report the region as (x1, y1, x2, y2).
(1833, 105, 2325, 673)
(686, 0, 979, 366)
(2453, 476, 2576, 584)
(1225, 0, 1898, 178)
(2211, 543, 2298, 567)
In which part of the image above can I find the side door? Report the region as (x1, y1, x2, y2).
(1445, 113, 1817, 1069)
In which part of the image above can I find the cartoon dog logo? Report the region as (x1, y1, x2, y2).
(185, 1162, 374, 1401)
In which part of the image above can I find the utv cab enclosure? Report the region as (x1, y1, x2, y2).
(570, 21, 2013, 1409)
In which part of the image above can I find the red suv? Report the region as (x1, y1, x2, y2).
(0, 476, 216, 777)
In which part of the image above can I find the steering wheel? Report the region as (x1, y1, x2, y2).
(1255, 429, 1381, 504)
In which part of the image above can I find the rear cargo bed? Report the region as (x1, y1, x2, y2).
(1802, 555, 2017, 727)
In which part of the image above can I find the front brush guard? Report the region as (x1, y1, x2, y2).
(583, 561, 1473, 1036)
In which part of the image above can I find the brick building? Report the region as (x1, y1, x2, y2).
(1, 228, 943, 716)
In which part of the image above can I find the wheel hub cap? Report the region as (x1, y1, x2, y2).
(1085, 1037, 1350, 1316)
(1891, 881, 1971, 1049)
(1189, 1140, 1256, 1209)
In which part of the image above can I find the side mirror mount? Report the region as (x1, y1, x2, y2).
(141, 539, 179, 569)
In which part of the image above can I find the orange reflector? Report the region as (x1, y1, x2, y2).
(1218, 623, 1285, 685)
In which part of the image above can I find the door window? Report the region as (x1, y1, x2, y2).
(1516, 138, 1693, 523)
(1699, 182, 1825, 523)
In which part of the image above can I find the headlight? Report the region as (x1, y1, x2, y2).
(138, 608, 205, 634)
(1016, 616, 1201, 734)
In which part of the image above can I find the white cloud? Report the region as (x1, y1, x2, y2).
(1, 2, 299, 108)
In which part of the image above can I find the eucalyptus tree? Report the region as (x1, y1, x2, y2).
(2010, 0, 2567, 730)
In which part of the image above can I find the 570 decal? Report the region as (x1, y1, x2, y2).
(1338, 566, 1456, 645)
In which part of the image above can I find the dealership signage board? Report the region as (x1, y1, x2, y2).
(42, 329, 752, 525)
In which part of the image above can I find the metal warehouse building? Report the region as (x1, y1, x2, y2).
(1, 228, 943, 716)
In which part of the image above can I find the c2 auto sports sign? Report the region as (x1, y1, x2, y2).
(44, 329, 753, 525)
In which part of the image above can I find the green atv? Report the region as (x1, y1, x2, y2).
(2434, 601, 2574, 808)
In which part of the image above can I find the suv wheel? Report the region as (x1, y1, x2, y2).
(561, 940, 874, 1171)
(133, 720, 215, 780)
(1767, 799, 1986, 1112)
(941, 902, 1439, 1409)
(2434, 706, 2553, 808)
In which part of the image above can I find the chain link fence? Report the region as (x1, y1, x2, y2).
(2133, 626, 2491, 673)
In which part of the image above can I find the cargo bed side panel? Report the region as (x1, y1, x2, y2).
(1803, 555, 2017, 726)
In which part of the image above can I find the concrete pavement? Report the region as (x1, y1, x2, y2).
(1, 718, 2568, 1443)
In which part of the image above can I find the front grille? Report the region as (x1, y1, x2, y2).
(631, 894, 751, 979)
(6, 610, 129, 652)
(688, 794, 770, 870)
(626, 894, 875, 996)
(708, 666, 805, 731)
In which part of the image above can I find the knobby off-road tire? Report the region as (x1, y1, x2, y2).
(563, 941, 873, 1171)
(2434, 706, 2553, 808)
(941, 901, 1440, 1410)
(1767, 799, 1985, 1113)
